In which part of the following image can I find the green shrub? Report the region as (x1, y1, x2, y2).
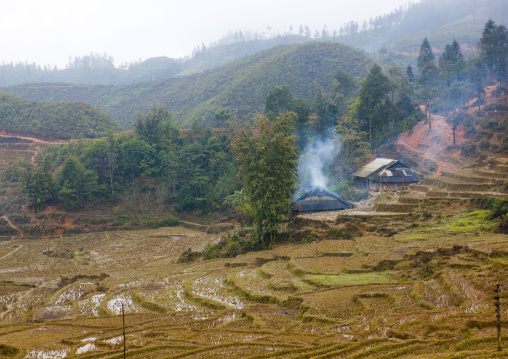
(115, 216, 130, 224)
(461, 141, 477, 157)
(478, 139, 490, 150)
(203, 244, 221, 260)
(330, 180, 368, 202)
(497, 216, 508, 234)
(0, 344, 19, 357)
(301, 230, 319, 243)
(488, 197, 508, 219)
(9, 214, 30, 224)
(159, 216, 180, 227)
(203, 233, 254, 259)
(178, 249, 203, 263)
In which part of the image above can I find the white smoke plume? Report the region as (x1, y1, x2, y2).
(297, 127, 342, 190)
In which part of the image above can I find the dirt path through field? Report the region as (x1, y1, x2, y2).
(0, 215, 23, 237)
(0, 243, 22, 261)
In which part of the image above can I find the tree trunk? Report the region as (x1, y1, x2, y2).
(368, 117, 371, 142)
(427, 102, 432, 130)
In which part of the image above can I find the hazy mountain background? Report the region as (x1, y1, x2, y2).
(4, 42, 372, 128)
(1, 0, 507, 131)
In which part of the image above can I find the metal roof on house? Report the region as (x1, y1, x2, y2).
(352, 158, 398, 179)
(352, 158, 421, 183)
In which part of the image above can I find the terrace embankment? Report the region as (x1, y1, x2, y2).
(0, 138, 39, 176)
(373, 157, 508, 216)
(0, 213, 506, 358)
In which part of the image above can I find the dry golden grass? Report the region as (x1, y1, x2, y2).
(0, 216, 506, 358)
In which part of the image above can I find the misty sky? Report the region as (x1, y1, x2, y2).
(1, 0, 418, 68)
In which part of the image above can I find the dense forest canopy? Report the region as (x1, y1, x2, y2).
(0, 92, 121, 139)
(7, 104, 238, 217)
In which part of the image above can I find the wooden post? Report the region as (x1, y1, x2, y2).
(122, 303, 126, 358)
(495, 283, 501, 352)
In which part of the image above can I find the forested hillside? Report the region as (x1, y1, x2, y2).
(4, 42, 372, 128)
(334, 0, 508, 55)
(0, 92, 121, 139)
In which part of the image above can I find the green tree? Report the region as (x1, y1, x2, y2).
(406, 65, 415, 85)
(58, 157, 98, 210)
(417, 37, 436, 70)
(336, 108, 371, 175)
(478, 19, 508, 84)
(290, 98, 310, 130)
(385, 64, 422, 147)
(20, 157, 57, 212)
(215, 109, 231, 137)
(264, 86, 293, 119)
(134, 104, 179, 144)
(446, 110, 467, 145)
(333, 68, 356, 96)
(231, 112, 299, 248)
(417, 37, 438, 129)
(469, 57, 487, 111)
(439, 39, 466, 86)
(265, 86, 310, 130)
(81, 137, 118, 197)
(313, 83, 327, 120)
(314, 69, 357, 133)
(386, 65, 405, 147)
(357, 63, 390, 145)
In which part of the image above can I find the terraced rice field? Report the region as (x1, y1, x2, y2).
(0, 209, 506, 359)
(0, 140, 39, 176)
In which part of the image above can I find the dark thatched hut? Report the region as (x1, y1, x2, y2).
(293, 185, 353, 212)
(352, 158, 421, 191)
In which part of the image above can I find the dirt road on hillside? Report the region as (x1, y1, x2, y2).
(0, 216, 23, 237)
(0, 132, 69, 145)
(0, 132, 71, 165)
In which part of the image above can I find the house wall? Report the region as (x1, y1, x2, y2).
(366, 180, 413, 191)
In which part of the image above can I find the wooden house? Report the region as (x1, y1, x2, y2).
(352, 158, 421, 191)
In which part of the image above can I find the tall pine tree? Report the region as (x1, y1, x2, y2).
(357, 64, 390, 146)
(417, 37, 438, 129)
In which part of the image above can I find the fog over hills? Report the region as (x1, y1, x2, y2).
(1, 0, 507, 129)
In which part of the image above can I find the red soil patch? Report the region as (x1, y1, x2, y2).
(397, 111, 465, 175)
